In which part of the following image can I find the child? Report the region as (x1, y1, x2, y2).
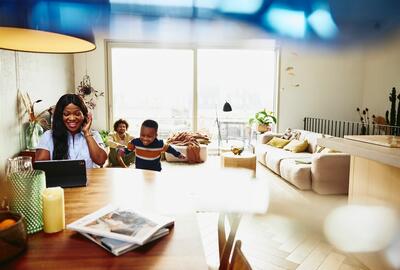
(122, 119, 185, 171)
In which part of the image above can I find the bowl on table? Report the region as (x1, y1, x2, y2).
(0, 211, 27, 263)
(231, 146, 244, 155)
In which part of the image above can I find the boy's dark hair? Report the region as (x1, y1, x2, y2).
(113, 119, 129, 131)
(142, 119, 158, 131)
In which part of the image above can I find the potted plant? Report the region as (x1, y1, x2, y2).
(249, 109, 277, 133)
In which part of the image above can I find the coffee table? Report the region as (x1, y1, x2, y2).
(221, 152, 257, 175)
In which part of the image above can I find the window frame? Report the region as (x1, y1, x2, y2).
(105, 40, 280, 133)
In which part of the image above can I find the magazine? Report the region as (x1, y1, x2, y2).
(67, 204, 175, 244)
(81, 227, 170, 256)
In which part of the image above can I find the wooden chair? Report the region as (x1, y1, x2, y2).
(229, 240, 252, 270)
(218, 213, 252, 270)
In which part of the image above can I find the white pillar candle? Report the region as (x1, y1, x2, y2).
(42, 187, 65, 233)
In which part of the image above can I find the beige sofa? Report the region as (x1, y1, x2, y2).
(255, 130, 350, 195)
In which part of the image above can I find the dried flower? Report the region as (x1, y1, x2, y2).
(19, 91, 54, 130)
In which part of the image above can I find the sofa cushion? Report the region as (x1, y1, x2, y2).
(281, 128, 293, 140)
(320, 147, 338, 153)
(297, 130, 323, 153)
(255, 143, 269, 165)
(280, 158, 312, 190)
(267, 137, 290, 148)
(265, 149, 312, 174)
(311, 153, 350, 194)
(283, 139, 309, 153)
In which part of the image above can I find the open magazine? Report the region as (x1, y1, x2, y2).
(81, 227, 170, 256)
(67, 204, 175, 245)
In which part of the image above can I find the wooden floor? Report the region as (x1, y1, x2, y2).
(162, 156, 370, 270)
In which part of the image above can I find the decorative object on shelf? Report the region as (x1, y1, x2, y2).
(76, 74, 104, 110)
(231, 146, 244, 155)
(356, 107, 370, 135)
(385, 87, 400, 135)
(20, 91, 49, 149)
(249, 109, 277, 133)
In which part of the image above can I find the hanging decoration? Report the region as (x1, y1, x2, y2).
(76, 75, 104, 110)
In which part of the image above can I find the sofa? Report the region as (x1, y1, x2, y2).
(255, 130, 350, 195)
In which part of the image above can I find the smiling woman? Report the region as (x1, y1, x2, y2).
(35, 94, 107, 168)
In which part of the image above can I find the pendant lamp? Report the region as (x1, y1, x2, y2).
(0, 1, 98, 53)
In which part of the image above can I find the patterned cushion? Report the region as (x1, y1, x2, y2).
(282, 128, 292, 140)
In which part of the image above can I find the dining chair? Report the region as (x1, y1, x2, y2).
(228, 240, 252, 270)
(218, 213, 241, 270)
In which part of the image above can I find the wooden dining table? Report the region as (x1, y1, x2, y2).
(2, 166, 269, 270)
(2, 168, 211, 270)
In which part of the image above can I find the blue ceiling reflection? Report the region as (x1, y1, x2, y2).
(1, 0, 400, 46)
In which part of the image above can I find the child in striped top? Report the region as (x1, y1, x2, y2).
(122, 119, 185, 171)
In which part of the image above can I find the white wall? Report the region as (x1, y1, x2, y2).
(74, 36, 108, 131)
(76, 18, 400, 134)
(278, 43, 366, 131)
(0, 50, 73, 178)
(363, 35, 400, 120)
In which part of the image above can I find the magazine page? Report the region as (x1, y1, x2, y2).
(81, 228, 169, 256)
(67, 204, 174, 244)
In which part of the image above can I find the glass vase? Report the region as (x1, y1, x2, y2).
(25, 121, 43, 150)
(7, 170, 46, 234)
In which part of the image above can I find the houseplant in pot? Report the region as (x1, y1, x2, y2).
(249, 109, 277, 133)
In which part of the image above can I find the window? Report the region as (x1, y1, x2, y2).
(111, 47, 193, 138)
(108, 43, 277, 146)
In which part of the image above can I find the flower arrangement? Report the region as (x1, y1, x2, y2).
(356, 107, 370, 126)
(20, 91, 54, 130)
(76, 74, 104, 110)
(20, 91, 55, 149)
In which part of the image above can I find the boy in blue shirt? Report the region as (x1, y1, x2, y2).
(122, 119, 185, 171)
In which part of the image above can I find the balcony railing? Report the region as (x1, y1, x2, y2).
(303, 117, 400, 137)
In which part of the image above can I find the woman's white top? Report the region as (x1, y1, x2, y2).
(37, 130, 105, 168)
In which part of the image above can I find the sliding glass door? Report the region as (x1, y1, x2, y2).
(111, 47, 194, 138)
(108, 43, 276, 143)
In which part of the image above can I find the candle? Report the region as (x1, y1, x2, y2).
(42, 187, 65, 233)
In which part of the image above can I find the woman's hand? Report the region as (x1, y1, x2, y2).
(82, 113, 93, 136)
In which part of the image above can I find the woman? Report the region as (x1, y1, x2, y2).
(36, 94, 107, 168)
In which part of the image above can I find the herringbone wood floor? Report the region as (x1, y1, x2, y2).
(162, 156, 370, 270)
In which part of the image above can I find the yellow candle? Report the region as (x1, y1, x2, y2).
(42, 187, 65, 233)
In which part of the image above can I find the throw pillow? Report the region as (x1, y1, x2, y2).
(282, 128, 292, 140)
(315, 145, 325, 153)
(320, 147, 339, 153)
(283, 139, 309, 153)
(267, 137, 290, 148)
(290, 130, 301, 140)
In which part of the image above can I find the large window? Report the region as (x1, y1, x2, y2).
(111, 47, 193, 138)
(108, 43, 277, 143)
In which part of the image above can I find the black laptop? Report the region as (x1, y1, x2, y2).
(33, 160, 88, 188)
